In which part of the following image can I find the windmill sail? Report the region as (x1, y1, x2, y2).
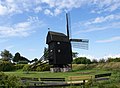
(70, 39, 89, 50)
(66, 13, 89, 50)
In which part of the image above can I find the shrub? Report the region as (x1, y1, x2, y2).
(36, 66, 43, 71)
(36, 64, 50, 72)
(0, 72, 22, 87)
(72, 64, 87, 71)
(0, 61, 15, 71)
(23, 64, 31, 72)
(15, 64, 25, 70)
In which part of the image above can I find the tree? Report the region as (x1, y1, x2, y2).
(13, 52, 30, 64)
(0, 61, 15, 71)
(0, 72, 22, 87)
(92, 59, 98, 63)
(0, 49, 13, 61)
(106, 57, 120, 62)
(13, 52, 21, 62)
(30, 58, 38, 63)
(18, 56, 30, 64)
(43, 47, 48, 60)
(72, 52, 78, 58)
(99, 58, 106, 63)
(73, 57, 91, 64)
(34, 58, 38, 62)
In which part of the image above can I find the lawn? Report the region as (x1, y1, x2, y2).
(4, 69, 111, 80)
(3, 68, 120, 88)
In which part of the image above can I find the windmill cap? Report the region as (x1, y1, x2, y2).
(46, 31, 69, 44)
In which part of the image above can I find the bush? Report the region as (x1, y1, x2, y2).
(23, 64, 31, 72)
(95, 62, 120, 70)
(0, 72, 22, 87)
(73, 57, 91, 64)
(0, 61, 15, 71)
(36, 66, 43, 71)
(72, 64, 87, 71)
(15, 64, 25, 70)
(36, 64, 50, 72)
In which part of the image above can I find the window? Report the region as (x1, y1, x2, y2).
(50, 50, 53, 52)
(58, 49, 60, 52)
(57, 42, 60, 44)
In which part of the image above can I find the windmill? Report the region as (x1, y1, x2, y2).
(45, 13, 89, 72)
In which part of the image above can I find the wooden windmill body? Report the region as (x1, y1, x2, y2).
(46, 13, 89, 72)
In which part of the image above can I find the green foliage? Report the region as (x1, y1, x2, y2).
(30, 58, 38, 63)
(0, 49, 13, 61)
(36, 64, 50, 71)
(30, 60, 50, 71)
(92, 59, 98, 63)
(13, 52, 21, 62)
(15, 64, 25, 70)
(44, 47, 48, 60)
(18, 60, 28, 64)
(96, 62, 120, 70)
(0, 72, 22, 87)
(0, 61, 15, 71)
(73, 57, 91, 64)
(72, 52, 78, 58)
(20, 56, 30, 63)
(36, 66, 43, 71)
(23, 64, 31, 71)
(72, 64, 87, 71)
(107, 57, 120, 62)
(99, 58, 106, 63)
(13, 52, 30, 64)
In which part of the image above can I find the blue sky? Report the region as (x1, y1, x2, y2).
(0, 0, 120, 60)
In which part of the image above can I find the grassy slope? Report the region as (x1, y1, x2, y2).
(4, 69, 111, 80)
(4, 62, 120, 88)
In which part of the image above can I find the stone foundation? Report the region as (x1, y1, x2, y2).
(50, 67, 71, 72)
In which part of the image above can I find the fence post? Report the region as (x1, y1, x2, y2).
(83, 80, 85, 88)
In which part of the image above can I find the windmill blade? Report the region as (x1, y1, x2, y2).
(70, 39, 89, 43)
(66, 13, 72, 39)
(70, 39, 89, 50)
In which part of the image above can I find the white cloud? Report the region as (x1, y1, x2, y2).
(0, 5, 8, 15)
(103, 54, 120, 59)
(78, 54, 95, 60)
(96, 36, 120, 43)
(73, 24, 111, 35)
(47, 0, 120, 14)
(73, 16, 120, 35)
(44, 9, 53, 16)
(54, 8, 62, 16)
(91, 0, 120, 13)
(34, 6, 42, 13)
(85, 14, 120, 25)
(78, 54, 120, 60)
(0, 16, 45, 38)
(0, 0, 119, 16)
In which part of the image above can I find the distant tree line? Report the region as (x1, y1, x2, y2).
(72, 57, 120, 64)
(0, 49, 120, 72)
(0, 49, 40, 71)
(0, 49, 39, 64)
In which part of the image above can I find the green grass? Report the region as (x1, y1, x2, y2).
(3, 63, 120, 88)
(4, 69, 111, 80)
